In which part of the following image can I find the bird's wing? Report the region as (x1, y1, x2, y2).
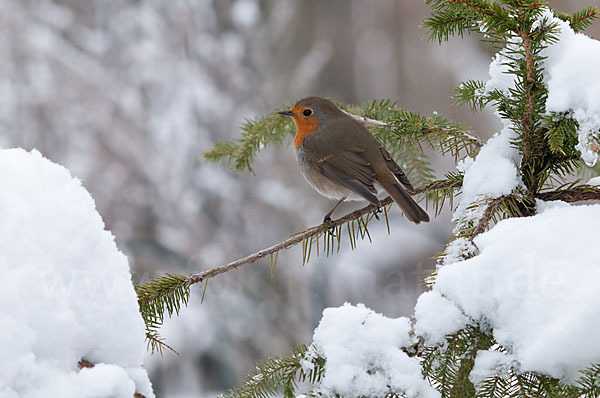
(302, 137, 380, 205)
(379, 146, 415, 192)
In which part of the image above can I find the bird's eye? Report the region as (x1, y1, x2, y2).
(303, 109, 313, 117)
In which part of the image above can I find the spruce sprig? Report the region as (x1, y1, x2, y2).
(374, 108, 481, 157)
(219, 345, 325, 398)
(204, 107, 295, 173)
(421, 326, 495, 398)
(135, 274, 191, 354)
(427, 172, 464, 216)
(559, 6, 599, 32)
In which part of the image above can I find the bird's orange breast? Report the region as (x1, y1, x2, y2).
(291, 106, 321, 150)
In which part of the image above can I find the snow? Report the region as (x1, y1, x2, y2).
(0, 148, 153, 397)
(310, 303, 439, 398)
(443, 124, 521, 264)
(458, 126, 521, 206)
(414, 291, 468, 345)
(419, 203, 600, 382)
(542, 12, 600, 166)
(535, 198, 570, 213)
(442, 37, 525, 265)
(470, 350, 516, 386)
(484, 48, 518, 95)
(588, 176, 600, 186)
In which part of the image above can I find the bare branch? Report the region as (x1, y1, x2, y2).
(185, 179, 460, 286)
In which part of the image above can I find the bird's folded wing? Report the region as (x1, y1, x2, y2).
(379, 146, 415, 192)
(302, 138, 380, 205)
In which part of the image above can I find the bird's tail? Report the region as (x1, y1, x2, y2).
(381, 180, 430, 224)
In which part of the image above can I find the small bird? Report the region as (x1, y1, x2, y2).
(279, 97, 429, 224)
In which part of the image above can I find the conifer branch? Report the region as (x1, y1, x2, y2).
(576, 364, 600, 396)
(376, 109, 482, 161)
(536, 185, 600, 203)
(468, 196, 505, 242)
(422, 326, 494, 396)
(568, 7, 599, 32)
(186, 179, 459, 286)
(135, 274, 190, 354)
(219, 344, 325, 398)
(447, 0, 494, 17)
(137, 178, 461, 353)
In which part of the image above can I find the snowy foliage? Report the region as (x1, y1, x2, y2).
(414, 291, 468, 346)
(425, 203, 600, 382)
(542, 13, 600, 166)
(469, 351, 516, 386)
(310, 303, 439, 398)
(0, 149, 152, 397)
(443, 125, 522, 264)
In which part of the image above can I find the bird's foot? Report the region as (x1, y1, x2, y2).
(322, 216, 336, 236)
(372, 206, 383, 220)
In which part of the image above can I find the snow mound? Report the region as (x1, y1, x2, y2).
(310, 303, 439, 398)
(0, 148, 153, 397)
(418, 203, 600, 382)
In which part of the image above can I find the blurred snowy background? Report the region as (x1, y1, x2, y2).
(1, 0, 596, 396)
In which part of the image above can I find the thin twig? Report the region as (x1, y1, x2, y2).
(147, 334, 180, 356)
(186, 180, 459, 286)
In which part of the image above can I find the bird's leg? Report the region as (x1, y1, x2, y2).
(323, 196, 346, 235)
(323, 197, 346, 224)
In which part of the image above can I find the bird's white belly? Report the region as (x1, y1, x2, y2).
(300, 163, 355, 199)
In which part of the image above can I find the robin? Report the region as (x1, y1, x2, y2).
(279, 96, 429, 224)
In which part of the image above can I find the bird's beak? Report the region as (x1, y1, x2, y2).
(278, 110, 295, 117)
